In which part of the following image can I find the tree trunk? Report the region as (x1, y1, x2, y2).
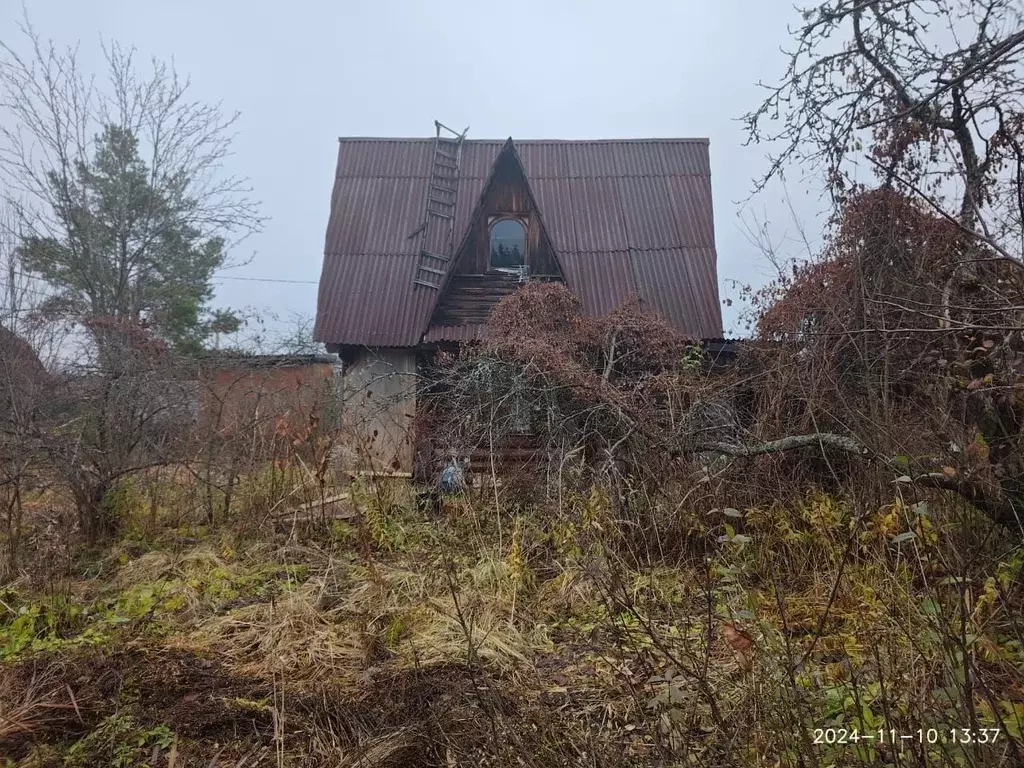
(76, 477, 117, 542)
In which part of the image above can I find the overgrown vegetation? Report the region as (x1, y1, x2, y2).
(1, 272, 1021, 764)
(1, 463, 1021, 765)
(2, 1, 1024, 766)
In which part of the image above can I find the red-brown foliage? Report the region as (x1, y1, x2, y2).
(742, 188, 1024, 525)
(484, 282, 693, 408)
(423, 282, 703, 498)
(756, 188, 960, 339)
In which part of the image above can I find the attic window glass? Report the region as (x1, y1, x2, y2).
(489, 218, 526, 269)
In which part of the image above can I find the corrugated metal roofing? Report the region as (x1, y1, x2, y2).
(422, 323, 489, 343)
(560, 252, 638, 316)
(315, 137, 722, 347)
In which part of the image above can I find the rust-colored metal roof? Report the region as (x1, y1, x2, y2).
(315, 138, 722, 347)
(422, 323, 489, 344)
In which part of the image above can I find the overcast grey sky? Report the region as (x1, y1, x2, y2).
(2, 0, 827, 339)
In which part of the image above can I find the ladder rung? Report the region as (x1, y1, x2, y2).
(413, 129, 461, 292)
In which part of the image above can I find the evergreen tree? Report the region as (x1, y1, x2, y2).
(19, 126, 229, 353)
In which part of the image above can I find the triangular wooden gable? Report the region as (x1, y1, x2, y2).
(425, 139, 563, 332)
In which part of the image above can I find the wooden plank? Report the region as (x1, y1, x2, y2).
(295, 492, 350, 511)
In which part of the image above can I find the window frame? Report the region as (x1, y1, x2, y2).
(487, 215, 529, 271)
(466, 358, 535, 436)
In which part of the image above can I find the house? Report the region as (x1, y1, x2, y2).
(314, 130, 723, 475)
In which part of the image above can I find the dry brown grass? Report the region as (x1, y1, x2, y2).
(185, 556, 546, 687)
(3, 472, 1022, 767)
(187, 582, 365, 681)
(0, 661, 84, 750)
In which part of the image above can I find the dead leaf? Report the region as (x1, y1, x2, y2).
(942, 466, 957, 477)
(966, 434, 990, 462)
(723, 623, 754, 652)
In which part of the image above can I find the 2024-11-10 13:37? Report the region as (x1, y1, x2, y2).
(813, 727, 1001, 745)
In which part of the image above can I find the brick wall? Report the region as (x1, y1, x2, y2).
(198, 356, 339, 439)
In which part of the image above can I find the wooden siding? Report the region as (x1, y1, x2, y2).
(431, 274, 525, 325)
(430, 150, 562, 328)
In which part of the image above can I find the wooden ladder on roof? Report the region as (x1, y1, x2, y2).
(414, 120, 468, 289)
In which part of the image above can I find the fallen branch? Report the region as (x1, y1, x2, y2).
(692, 433, 867, 458)
(685, 432, 1022, 530)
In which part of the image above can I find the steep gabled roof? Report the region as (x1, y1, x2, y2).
(315, 137, 722, 347)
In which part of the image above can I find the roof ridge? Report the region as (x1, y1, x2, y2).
(334, 172, 710, 179)
(337, 136, 711, 144)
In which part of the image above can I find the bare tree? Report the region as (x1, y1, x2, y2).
(0, 13, 264, 354)
(744, 0, 1024, 257)
(0, 15, 267, 540)
(732, 2, 1024, 530)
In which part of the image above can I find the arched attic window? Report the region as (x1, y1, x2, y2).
(489, 217, 527, 269)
